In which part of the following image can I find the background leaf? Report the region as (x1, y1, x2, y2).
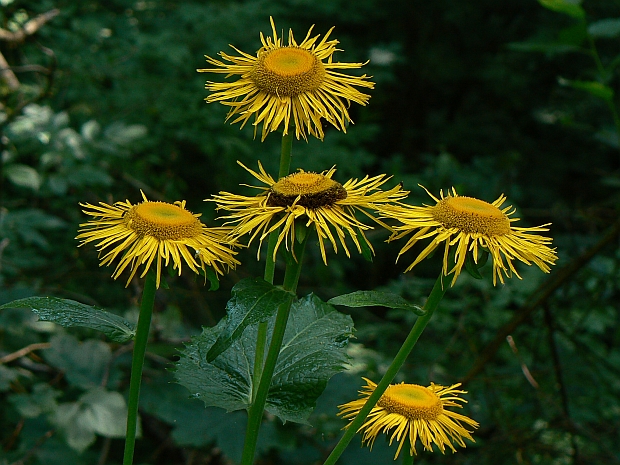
(43, 334, 112, 390)
(0, 297, 136, 343)
(588, 18, 620, 38)
(538, 0, 585, 19)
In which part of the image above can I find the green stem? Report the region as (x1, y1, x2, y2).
(278, 129, 294, 179)
(123, 271, 157, 465)
(323, 273, 449, 465)
(241, 234, 308, 465)
(252, 129, 295, 399)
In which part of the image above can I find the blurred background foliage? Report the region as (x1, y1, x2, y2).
(1, 0, 619, 464)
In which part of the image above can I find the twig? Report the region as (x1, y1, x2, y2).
(462, 217, 620, 383)
(506, 335, 539, 389)
(0, 52, 20, 90)
(0, 9, 60, 43)
(0, 342, 51, 364)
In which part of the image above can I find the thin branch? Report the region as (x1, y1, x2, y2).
(0, 52, 20, 90)
(0, 342, 51, 364)
(506, 335, 539, 389)
(0, 9, 60, 43)
(461, 217, 620, 383)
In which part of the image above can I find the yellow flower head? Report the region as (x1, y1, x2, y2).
(338, 378, 478, 459)
(76, 192, 240, 288)
(211, 162, 407, 264)
(382, 186, 558, 286)
(198, 17, 374, 141)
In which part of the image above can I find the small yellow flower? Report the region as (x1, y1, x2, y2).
(76, 192, 240, 288)
(338, 378, 478, 459)
(198, 17, 374, 141)
(211, 162, 407, 264)
(382, 186, 558, 286)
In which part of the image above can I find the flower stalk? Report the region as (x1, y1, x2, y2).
(242, 230, 309, 465)
(323, 272, 450, 465)
(123, 271, 157, 465)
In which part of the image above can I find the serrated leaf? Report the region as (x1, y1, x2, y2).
(5, 164, 41, 190)
(206, 278, 293, 362)
(0, 297, 136, 342)
(588, 18, 620, 38)
(267, 294, 354, 424)
(558, 77, 614, 102)
(328, 290, 425, 315)
(174, 320, 258, 413)
(538, 0, 585, 19)
(175, 294, 353, 424)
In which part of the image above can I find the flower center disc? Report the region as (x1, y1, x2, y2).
(378, 384, 443, 420)
(432, 196, 511, 235)
(268, 171, 347, 208)
(126, 202, 203, 240)
(252, 47, 325, 97)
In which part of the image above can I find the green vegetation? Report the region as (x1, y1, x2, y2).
(1, 0, 620, 464)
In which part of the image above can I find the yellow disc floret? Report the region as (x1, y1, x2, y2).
(338, 378, 478, 459)
(432, 196, 511, 235)
(252, 47, 325, 97)
(379, 384, 443, 420)
(126, 202, 204, 240)
(268, 170, 347, 208)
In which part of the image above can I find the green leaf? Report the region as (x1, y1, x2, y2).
(328, 290, 425, 315)
(464, 250, 489, 280)
(5, 164, 41, 190)
(206, 278, 293, 362)
(0, 365, 20, 391)
(266, 294, 354, 424)
(588, 18, 620, 38)
(538, 0, 585, 19)
(0, 297, 136, 343)
(558, 77, 614, 102)
(175, 294, 353, 424)
(53, 387, 132, 453)
(53, 402, 96, 453)
(9, 383, 61, 418)
(79, 388, 130, 437)
(44, 334, 112, 389)
(205, 266, 220, 291)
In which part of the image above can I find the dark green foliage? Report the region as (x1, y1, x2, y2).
(2, 0, 620, 463)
